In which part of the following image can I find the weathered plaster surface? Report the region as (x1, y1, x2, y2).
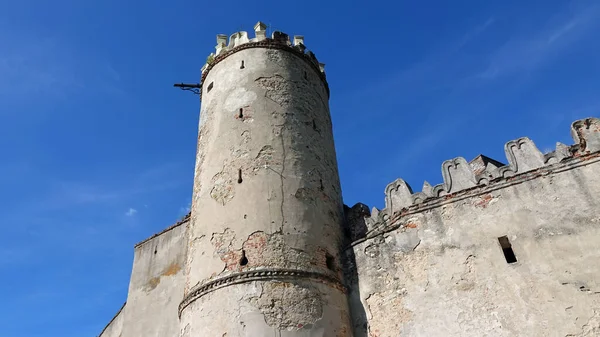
(181, 33, 350, 335)
(119, 220, 188, 337)
(349, 148, 600, 336)
(180, 280, 350, 337)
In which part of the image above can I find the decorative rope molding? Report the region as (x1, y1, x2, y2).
(178, 268, 346, 317)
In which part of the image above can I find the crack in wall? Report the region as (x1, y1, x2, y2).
(279, 132, 286, 232)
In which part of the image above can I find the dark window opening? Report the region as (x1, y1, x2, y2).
(240, 250, 248, 266)
(319, 179, 324, 191)
(312, 119, 317, 131)
(207, 82, 214, 93)
(154, 247, 157, 255)
(238, 108, 244, 119)
(326, 253, 335, 271)
(498, 236, 517, 263)
(304, 71, 308, 80)
(237, 169, 243, 184)
(240, 60, 245, 69)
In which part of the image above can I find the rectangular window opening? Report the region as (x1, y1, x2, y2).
(498, 236, 517, 264)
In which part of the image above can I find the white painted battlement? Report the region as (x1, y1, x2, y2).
(201, 21, 324, 74)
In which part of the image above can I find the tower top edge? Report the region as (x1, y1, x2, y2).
(201, 21, 325, 75)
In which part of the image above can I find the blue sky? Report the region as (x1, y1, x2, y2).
(0, 0, 599, 336)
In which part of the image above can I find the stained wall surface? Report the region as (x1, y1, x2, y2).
(349, 147, 600, 336)
(119, 220, 188, 337)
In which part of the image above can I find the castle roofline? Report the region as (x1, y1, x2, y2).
(134, 212, 190, 248)
(199, 21, 328, 99)
(345, 117, 600, 243)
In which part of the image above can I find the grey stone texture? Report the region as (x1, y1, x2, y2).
(98, 22, 600, 337)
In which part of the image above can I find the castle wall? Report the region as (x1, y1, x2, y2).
(98, 303, 125, 337)
(180, 32, 351, 336)
(348, 146, 600, 335)
(120, 220, 188, 337)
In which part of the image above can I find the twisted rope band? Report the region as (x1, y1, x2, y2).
(178, 268, 346, 317)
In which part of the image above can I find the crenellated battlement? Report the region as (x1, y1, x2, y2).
(346, 117, 600, 240)
(201, 21, 325, 75)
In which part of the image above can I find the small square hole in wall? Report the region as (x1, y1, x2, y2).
(498, 236, 517, 264)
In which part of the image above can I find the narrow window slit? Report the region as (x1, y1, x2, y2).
(319, 179, 324, 191)
(325, 253, 335, 271)
(312, 119, 317, 131)
(304, 71, 308, 80)
(240, 60, 245, 69)
(207, 82, 214, 93)
(240, 250, 248, 266)
(237, 169, 243, 184)
(498, 236, 517, 263)
(238, 108, 244, 119)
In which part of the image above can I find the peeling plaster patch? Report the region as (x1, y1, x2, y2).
(567, 309, 600, 336)
(294, 187, 315, 203)
(394, 250, 430, 287)
(230, 148, 250, 160)
(474, 193, 499, 208)
(265, 49, 284, 64)
(365, 291, 413, 337)
(223, 87, 257, 112)
(240, 130, 251, 144)
(452, 254, 476, 291)
(255, 145, 275, 168)
(255, 75, 293, 108)
(248, 281, 323, 330)
(211, 228, 238, 270)
(210, 171, 235, 205)
(243, 231, 268, 258)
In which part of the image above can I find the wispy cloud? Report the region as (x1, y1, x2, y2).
(125, 208, 137, 216)
(179, 201, 191, 215)
(478, 4, 600, 80)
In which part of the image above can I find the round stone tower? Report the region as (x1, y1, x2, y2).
(179, 22, 352, 336)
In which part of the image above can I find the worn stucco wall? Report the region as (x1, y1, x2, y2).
(181, 29, 351, 336)
(347, 118, 600, 337)
(98, 303, 125, 337)
(119, 219, 188, 337)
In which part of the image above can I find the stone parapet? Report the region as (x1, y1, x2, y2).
(202, 21, 324, 74)
(346, 117, 600, 240)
